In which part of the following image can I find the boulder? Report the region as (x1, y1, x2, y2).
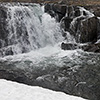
(68, 16, 98, 43)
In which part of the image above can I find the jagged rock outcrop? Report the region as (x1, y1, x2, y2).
(60, 6, 99, 43)
(44, 4, 100, 52)
(79, 17, 98, 43)
(82, 42, 100, 52)
(45, 3, 66, 21)
(44, 4, 100, 47)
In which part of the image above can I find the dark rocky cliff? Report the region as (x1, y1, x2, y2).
(44, 3, 100, 52)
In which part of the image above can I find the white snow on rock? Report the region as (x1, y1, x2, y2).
(0, 79, 86, 100)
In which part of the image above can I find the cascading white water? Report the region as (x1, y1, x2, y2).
(1, 3, 63, 56)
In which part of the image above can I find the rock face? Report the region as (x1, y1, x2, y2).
(61, 42, 78, 50)
(44, 4, 100, 52)
(0, 56, 100, 100)
(79, 17, 98, 43)
(0, 3, 100, 100)
(0, 7, 14, 56)
(0, 6, 8, 48)
(61, 17, 72, 31)
(60, 6, 99, 43)
(45, 3, 66, 21)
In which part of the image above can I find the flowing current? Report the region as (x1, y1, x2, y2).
(0, 3, 63, 56)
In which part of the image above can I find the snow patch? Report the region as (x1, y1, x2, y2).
(0, 79, 86, 100)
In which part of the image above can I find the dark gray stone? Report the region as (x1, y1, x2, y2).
(82, 43, 100, 53)
(79, 17, 98, 43)
(61, 17, 72, 31)
(0, 6, 8, 48)
(61, 42, 77, 50)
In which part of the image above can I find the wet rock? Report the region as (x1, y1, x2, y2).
(0, 69, 33, 85)
(61, 42, 77, 50)
(35, 74, 60, 90)
(0, 60, 58, 86)
(61, 17, 73, 31)
(97, 18, 100, 39)
(35, 65, 100, 100)
(53, 4, 66, 15)
(5, 47, 14, 56)
(60, 6, 98, 43)
(59, 5, 100, 44)
(45, 4, 100, 44)
(44, 4, 66, 21)
(0, 6, 8, 47)
(82, 43, 100, 53)
(45, 3, 52, 13)
(0, 46, 14, 57)
(47, 10, 55, 17)
(69, 16, 98, 43)
(74, 8, 81, 17)
(66, 6, 81, 18)
(79, 17, 98, 43)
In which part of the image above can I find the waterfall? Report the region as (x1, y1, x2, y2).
(0, 3, 63, 57)
(0, 3, 97, 57)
